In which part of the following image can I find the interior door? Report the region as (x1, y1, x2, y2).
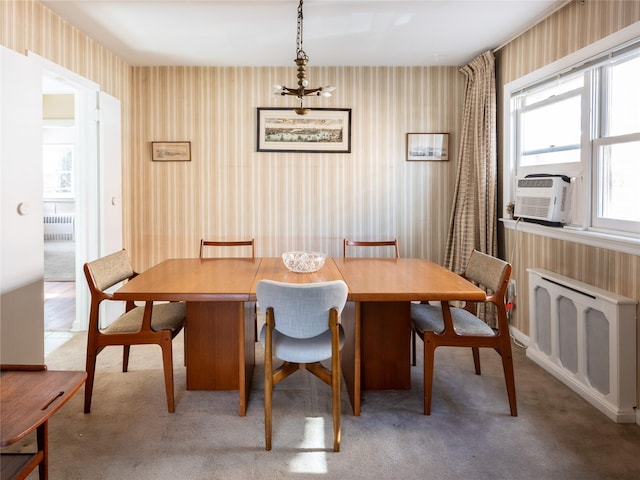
(97, 91, 124, 327)
(0, 46, 44, 365)
(99, 91, 123, 256)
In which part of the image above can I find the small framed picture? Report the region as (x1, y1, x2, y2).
(151, 141, 191, 161)
(406, 133, 449, 161)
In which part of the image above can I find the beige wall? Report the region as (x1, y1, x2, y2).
(496, 1, 640, 400)
(127, 66, 463, 269)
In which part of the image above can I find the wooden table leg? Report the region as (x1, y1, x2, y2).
(37, 421, 47, 480)
(360, 301, 411, 390)
(185, 301, 255, 416)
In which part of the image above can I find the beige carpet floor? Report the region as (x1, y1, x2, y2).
(14, 331, 640, 479)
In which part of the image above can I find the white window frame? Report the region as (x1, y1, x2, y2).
(502, 22, 640, 255)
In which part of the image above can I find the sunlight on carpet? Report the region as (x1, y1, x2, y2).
(290, 417, 327, 474)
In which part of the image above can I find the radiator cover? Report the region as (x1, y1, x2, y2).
(527, 268, 637, 422)
(44, 214, 75, 241)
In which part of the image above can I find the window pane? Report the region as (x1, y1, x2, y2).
(43, 145, 74, 197)
(523, 76, 583, 106)
(598, 141, 640, 222)
(607, 55, 640, 137)
(520, 95, 581, 166)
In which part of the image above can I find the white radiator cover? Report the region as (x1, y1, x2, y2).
(527, 268, 637, 423)
(44, 214, 75, 241)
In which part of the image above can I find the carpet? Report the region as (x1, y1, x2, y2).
(14, 332, 640, 479)
(44, 241, 75, 281)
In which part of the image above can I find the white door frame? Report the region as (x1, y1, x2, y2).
(28, 52, 101, 331)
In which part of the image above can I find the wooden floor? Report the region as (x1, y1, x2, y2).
(44, 281, 75, 331)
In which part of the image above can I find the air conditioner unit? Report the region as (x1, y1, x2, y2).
(514, 175, 572, 226)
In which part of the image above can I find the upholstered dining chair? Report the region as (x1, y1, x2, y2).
(410, 249, 517, 416)
(256, 279, 348, 452)
(199, 238, 257, 339)
(83, 249, 186, 413)
(199, 238, 255, 259)
(343, 238, 399, 258)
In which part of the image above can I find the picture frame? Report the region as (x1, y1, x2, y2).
(151, 141, 191, 161)
(406, 133, 449, 161)
(257, 107, 351, 153)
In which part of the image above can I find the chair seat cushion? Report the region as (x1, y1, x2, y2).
(260, 325, 345, 363)
(104, 302, 186, 334)
(410, 303, 495, 336)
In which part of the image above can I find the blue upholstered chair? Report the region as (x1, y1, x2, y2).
(256, 279, 348, 452)
(410, 249, 517, 416)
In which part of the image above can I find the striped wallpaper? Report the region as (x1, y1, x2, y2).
(128, 65, 463, 268)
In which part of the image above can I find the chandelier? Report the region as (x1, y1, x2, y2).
(273, 0, 335, 115)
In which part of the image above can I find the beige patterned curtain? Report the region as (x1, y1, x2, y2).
(443, 51, 498, 324)
(444, 50, 497, 273)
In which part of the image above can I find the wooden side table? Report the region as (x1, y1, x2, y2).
(1, 366, 86, 480)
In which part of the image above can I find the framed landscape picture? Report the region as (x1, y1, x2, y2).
(406, 133, 449, 161)
(151, 141, 191, 161)
(257, 108, 351, 153)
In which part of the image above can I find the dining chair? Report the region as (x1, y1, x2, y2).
(410, 249, 517, 416)
(343, 238, 399, 258)
(199, 239, 255, 258)
(257, 279, 348, 452)
(83, 249, 186, 413)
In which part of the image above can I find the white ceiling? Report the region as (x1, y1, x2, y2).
(40, 0, 568, 67)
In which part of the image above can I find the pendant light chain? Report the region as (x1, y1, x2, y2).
(296, 0, 308, 60)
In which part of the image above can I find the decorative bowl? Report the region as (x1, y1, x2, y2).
(282, 251, 327, 273)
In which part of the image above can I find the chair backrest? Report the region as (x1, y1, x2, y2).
(343, 239, 399, 258)
(464, 249, 511, 305)
(199, 239, 255, 258)
(84, 249, 134, 294)
(256, 280, 348, 339)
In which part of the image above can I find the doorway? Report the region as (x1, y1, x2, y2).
(42, 73, 84, 354)
(29, 52, 123, 356)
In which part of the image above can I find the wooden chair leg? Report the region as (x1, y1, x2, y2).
(422, 336, 436, 415)
(123, 345, 131, 372)
(500, 347, 518, 416)
(411, 330, 417, 366)
(84, 349, 97, 414)
(264, 354, 273, 451)
(264, 310, 274, 451)
(160, 336, 176, 413)
(472, 346, 481, 375)
(332, 348, 341, 452)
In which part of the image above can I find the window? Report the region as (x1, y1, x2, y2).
(43, 144, 74, 198)
(509, 39, 640, 236)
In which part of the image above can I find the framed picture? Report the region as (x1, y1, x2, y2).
(151, 141, 191, 161)
(406, 133, 449, 161)
(257, 108, 351, 153)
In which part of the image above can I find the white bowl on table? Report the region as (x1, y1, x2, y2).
(281, 251, 327, 273)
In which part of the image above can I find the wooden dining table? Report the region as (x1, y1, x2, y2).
(113, 256, 485, 416)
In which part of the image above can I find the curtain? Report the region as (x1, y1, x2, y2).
(443, 51, 498, 323)
(444, 50, 497, 271)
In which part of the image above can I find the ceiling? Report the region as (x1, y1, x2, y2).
(40, 0, 569, 67)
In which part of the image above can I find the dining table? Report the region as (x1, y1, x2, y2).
(113, 256, 485, 416)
